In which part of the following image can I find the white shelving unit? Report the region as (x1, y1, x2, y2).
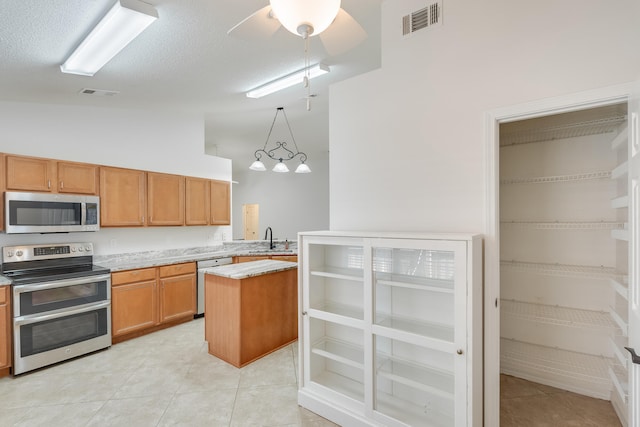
(499, 104, 630, 426)
(298, 231, 482, 427)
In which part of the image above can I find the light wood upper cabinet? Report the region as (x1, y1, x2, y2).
(57, 161, 99, 194)
(147, 172, 185, 226)
(0, 154, 4, 232)
(210, 179, 230, 225)
(185, 177, 210, 226)
(100, 167, 146, 227)
(6, 155, 56, 192)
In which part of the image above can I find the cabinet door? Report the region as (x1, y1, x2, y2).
(100, 167, 146, 226)
(57, 162, 99, 194)
(0, 287, 10, 370)
(148, 172, 185, 226)
(0, 154, 4, 231)
(159, 274, 196, 323)
(185, 177, 210, 225)
(210, 179, 230, 225)
(6, 155, 55, 192)
(112, 280, 158, 336)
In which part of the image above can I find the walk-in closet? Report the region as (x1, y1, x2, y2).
(499, 103, 630, 426)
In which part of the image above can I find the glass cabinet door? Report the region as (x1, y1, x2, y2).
(370, 239, 468, 427)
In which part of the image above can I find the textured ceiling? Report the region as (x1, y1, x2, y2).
(0, 0, 382, 168)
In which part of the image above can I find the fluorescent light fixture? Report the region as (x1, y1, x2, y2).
(60, 0, 158, 76)
(246, 63, 330, 98)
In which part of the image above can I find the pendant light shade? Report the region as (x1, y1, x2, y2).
(269, 0, 341, 37)
(272, 161, 290, 173)
(249, 107, 311, 174)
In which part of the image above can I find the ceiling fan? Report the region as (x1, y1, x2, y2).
(227, 0, 367, 57)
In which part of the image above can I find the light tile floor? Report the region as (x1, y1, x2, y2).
(0, 318, 338, 427)
(500, 374, 622, 427)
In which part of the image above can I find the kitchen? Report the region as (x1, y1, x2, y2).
(1, 0, 640, 426)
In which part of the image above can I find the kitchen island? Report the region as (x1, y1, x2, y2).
(203, 259, 297, 368)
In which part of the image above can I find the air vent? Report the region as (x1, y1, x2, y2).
(79, 88, 119, 97)
(403, 2, 442, 36)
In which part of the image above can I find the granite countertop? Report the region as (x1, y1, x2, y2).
(0, 276, 11, 286)
(94, 241, 297, 272)
(202, 259, 297, 280)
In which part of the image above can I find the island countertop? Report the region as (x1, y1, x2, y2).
(202, 259, 297, 280)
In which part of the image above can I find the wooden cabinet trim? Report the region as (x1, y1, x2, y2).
(159, 262, 196, 277)
(112, 267, 157, 286)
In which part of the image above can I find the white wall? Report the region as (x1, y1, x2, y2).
(231, 149, 329, 241)
(330, 0, 640, 233)
(0, 101, 232, 255)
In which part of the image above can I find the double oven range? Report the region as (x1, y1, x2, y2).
(2, 243, 111, 375)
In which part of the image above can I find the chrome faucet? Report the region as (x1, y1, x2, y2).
(264, 227, 275, 249)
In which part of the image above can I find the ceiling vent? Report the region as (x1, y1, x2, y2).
(403, 2, 442, 36)
(79, 88, 119, 97)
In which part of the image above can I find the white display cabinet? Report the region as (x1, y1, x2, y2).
(297, 231, 483, 427)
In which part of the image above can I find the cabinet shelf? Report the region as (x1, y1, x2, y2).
(375, 389, 453, 427)
(311, 337, 364, 370)
(500, 170, 611, 185)
(611, 195, 629, 209)
(309, 302, 364, 325)
(501, 300, 615, 331)
(374, 314, 454, 345)
(500, 220, 625, 230)
(500, 260, 622, 280)
(310, 266, 364, 282)
(375, 272, 454, 294)
(500, 338, 613, 399)
(377, 355, 454, 400)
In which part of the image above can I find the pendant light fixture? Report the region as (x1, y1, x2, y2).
(249, 107, 311, 174)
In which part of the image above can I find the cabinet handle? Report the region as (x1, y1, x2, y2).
(47, 179, 51, 188)
(302, 311, 308, 316)
(60, 181, 64, 189)
(456, 349, 463, 355)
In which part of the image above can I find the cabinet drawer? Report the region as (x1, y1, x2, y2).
(112, 268, 157, 286)
(159, 262, 196, 278)
(0, 286, 7, 305)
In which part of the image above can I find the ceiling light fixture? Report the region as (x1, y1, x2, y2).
(60, 0, 158, 76)
(269, 0, 341, 38)
(250, 107, 311, 174)
(246, 63, 330, 99)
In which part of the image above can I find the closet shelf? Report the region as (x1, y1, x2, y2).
(610, 277, 629, 300)
(500, 116, 626, 147)
(611, 195, 629, 209)
(611, 228, 629, 241)
(500, 220, 625, 230)
(610, 334, 629, 367)
(611, 124, 629, 151)
(500, 338, 613, 398)
(501, 300, 615, 331)
(500, 171, 611, 185)
(500, 260, 622, 280)
(609, 364, 629, 404)
(609, 306, 628, 336)
(611, 161, 629, 180)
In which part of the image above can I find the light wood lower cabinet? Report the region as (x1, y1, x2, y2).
(0, 286, 11, 377)
(159, 263, 196, 323)
(111, 262, 196, 341)
(111, 268, 158, 337)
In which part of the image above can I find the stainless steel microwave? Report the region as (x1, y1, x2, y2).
(5, 191, 100, 234)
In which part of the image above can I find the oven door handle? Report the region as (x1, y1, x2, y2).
(14, 300, 111, 326)
(13, 274, 111, 294)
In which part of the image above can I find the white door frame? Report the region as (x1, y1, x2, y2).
(483, 82, 635, 426)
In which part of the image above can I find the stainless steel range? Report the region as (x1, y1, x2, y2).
(1, 243, 111, 375)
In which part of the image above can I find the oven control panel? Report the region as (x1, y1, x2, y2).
(2, 243, 94, 263)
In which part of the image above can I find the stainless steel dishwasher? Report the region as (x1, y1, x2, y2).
(196, 257, 233, 317)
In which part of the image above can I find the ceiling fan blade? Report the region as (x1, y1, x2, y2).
(227, 5, 281, 40)
(318, 8, 367, 56)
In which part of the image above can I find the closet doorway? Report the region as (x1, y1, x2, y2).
(497, 103, 629, 426)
